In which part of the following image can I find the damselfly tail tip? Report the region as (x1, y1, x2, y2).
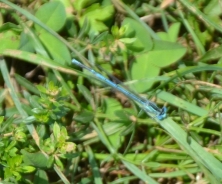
(157, 106, 167, 120)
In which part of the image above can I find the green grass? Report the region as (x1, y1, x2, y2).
(0, 0, 222, 183)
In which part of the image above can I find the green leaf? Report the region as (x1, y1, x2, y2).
(66, 17, 78, 36)
(55, 157, 64, 169)
(107, 123, 125, 150)
(103, 98, 122, 117)
(0, 22, 21, 32)
(198, 45, 222, 63)
(204, 0, 222, 24)
(47, 156, 54, 168)
(6, 140, 17, 151)
(34, 169, 49, 184)
(0, 30, 20, 52)
(38, 31, 71, 65)
(58, 0, 73, 14)
(21, 150, 49, 169)
(131, 40, 186, 92)
(15, 74, 40, 95)
(119, 38, 136, 44)
(35, 1, 66, 32)
(37, 85, 47, 93)
(53, 122, 61, 140)
(148, 40, 186, 67)
(77, 84, 94, 106)
(74, 109, 94, 123)
(131, 57, 159, 93)
(14, 131, 27, 142)
(111, 25, 119, 37)
(122, 17, 153, 52)
(79, 4, 114, 35)
(73, 0, 97, 11)
(158, 22, 181, 42)
(0, 116, 4, 124)
(19, 31, 35, 52)
(167, 22, 181, 42)
(91, 31, 109, 44)
(18, 165, 36, 173)
(13, 155, 23, 167)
